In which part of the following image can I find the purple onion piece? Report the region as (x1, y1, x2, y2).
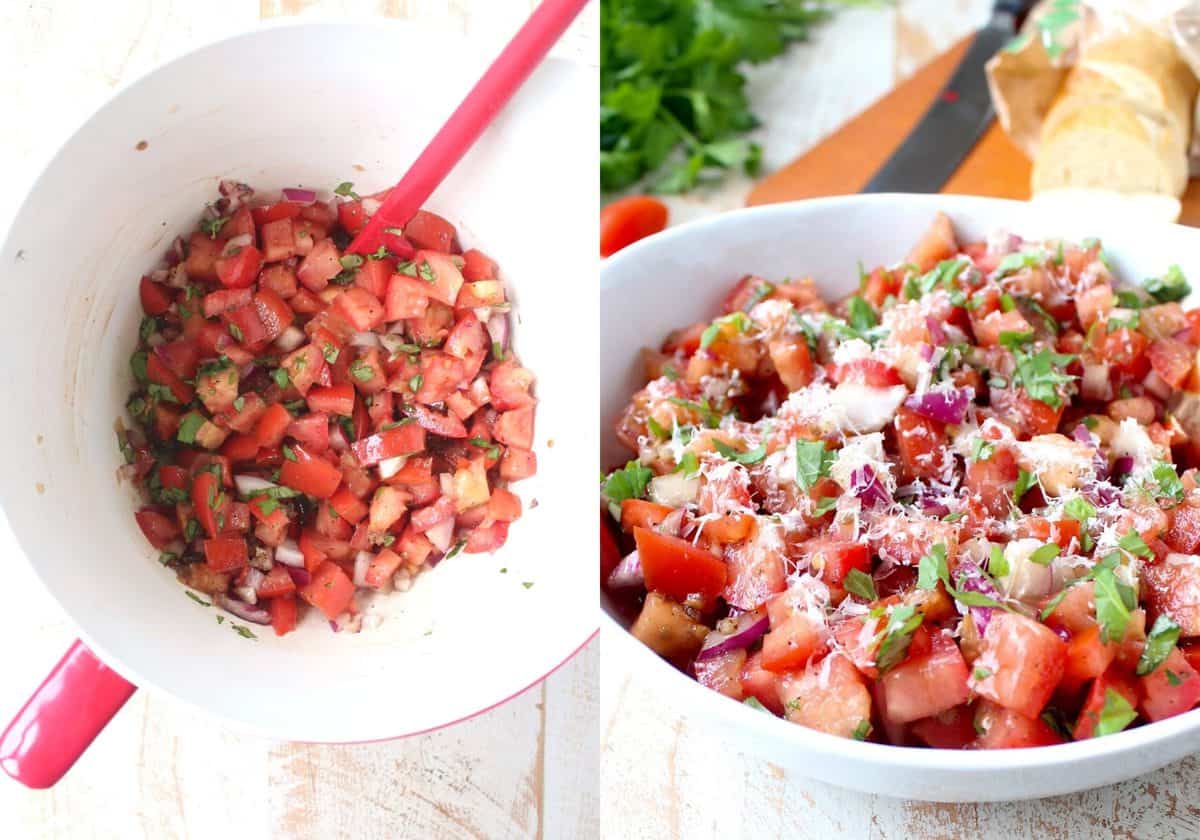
(904, 389, 970, 425)
(282, 187, 317, 204)
(215, 594, 271, 625)
(955, 562, 1001, 635)
(1071, 424, 1094, 446)
(486, 312, 509, 352)
(920, 498, 951, 519)
(925, 316, 947, 346)
(850, 465, 892, 508)
(1090, 481, 1120, 507)
(695, 610, 769, 662)
(284, 565, 312, 587)
(919, 343, 934, 362)
(1111, 456, 1134, 483)
(607, 550, 643, 589)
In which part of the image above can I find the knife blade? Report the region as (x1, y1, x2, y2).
(861, 1, 1035, 194)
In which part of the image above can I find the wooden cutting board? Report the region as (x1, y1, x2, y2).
(746, 35, 1200, 226)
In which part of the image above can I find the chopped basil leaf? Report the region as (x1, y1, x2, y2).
(340, 254, 364, 271)
(231, 623, 258, 640)
(444, 539, 468, 560)
(666, 396, 722, 428)
(988, 544, 1009, 578)
(1136, 615, 1181, 676)
(272, 368, 290, 389)
(843, 568, 876, 602)
(333, 181, 360, 200)
(130, 351, 149, 384)
(942, 512, 965, 523)
(409, 373, 423, 393)
(743, 281, 775, 312)
(645, 416, 668, 440)
(367, 246, 390, 260)
(994, 252, 1043, 278)
(875, 605, 923, 674)
(185, 591, 211, 607)
(794, 440, 836, 492)
(232, 396, 245, 412)
(973, 667, 992, 681)
(743, 697, 771, 714)
(675, 451, 700, 478)
(1144, 264, 1191, 303)
(176, 412, 206, 444)
(813, 496, 838, 517)
(1028, 543, 1060, 566)
(418, 260, 436, 283)
(852, 720, 872, 741)
(603, 460, 653, 505)
(712, 439, 766, 465)
(1118, 529, 1153, 559)
(228, 323, 244, 343)
(350, 359, 375, 382)
(1012, 469, 1037, 505)
(846, 296, 877, 333)
(1093, 564, 1134, 643)
(998, 330, 1034, 350)
(1011, 346, 1077, 409)
(1168, 670, 1184, 687)
(1151, 462, 1185, 504)
(469, 436, 501, 459)
(971, 437, 995, 462)
(1064, 496, 1096, 524)
(282, 444, 298, 462)
(1093, 688, 1137, 737)
(700, 312, 751, 350)
(917, 543, 949, 591)
(201, 216, 228, 238)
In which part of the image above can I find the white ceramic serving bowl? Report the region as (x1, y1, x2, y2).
(601, 193, 1200, 802)
(0, 21, 597, 743)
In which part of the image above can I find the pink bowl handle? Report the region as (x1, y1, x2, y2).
(0, 639, 137, 788)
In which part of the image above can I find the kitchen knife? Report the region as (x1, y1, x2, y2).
(862, 0, 1037, 194)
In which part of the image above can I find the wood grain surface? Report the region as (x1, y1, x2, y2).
(0, 2, 597, 839)
(602, 1, 1200, 837)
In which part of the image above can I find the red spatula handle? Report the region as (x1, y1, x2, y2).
(349, 0, 591, 254)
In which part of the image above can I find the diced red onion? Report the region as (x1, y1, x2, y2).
(353, 550, 373, 587)
(162, 539, 185, 556)
(851, 465, 892, 508)
(222, 234, 252, 256)
(920, 498, 950, 518)
(1144, 371, 1172, 401)
(955, 562, 1001, 635)
(486, 312, 509, 351)
(284, 565, 311, 587)
(925, 316, 947, 346)
(1111, 456, 1134, 481)
(379, 333, 410, 354)
(274, 538, 305, 568)
(919, 343, 934, 362)
(426, 518, 455, 552)
(239, 362, 257, 380)
(696, 610, 769, 661)
(1175, 327, 1194, 343)
(1080, 362, 1111, 401)
(329, 620, 341, 633)
(904, 389, 970, 425)
(361, 197, 382, 215)
(234, 474, 277, 496)
(1072, 424, 1095, 446)
(214, 593, 271, 625)
(659, 508, 686, 539)
(469, 376, 490, 404)
(166, 264, 189, 289)
(234, 568, 265, 605)
(329, 425, 350, 453)
(282, 188, 317, 204)
(350, 331, 381, 348)
(218, 179, 254, 210)
(1088, 481, 1119, 506)
(607, 550, 643, 589)
(275, 325, 305, 352)
(148, 269, 169, 284)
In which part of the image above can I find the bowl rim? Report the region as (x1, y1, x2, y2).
(0, 17, 596, 744)
(599, 192, 1200, 775)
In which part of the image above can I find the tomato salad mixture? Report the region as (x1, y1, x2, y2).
(123, 180, 537, 637)
(602, 213, 1200, 748)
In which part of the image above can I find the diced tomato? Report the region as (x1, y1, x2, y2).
(259, 218, 296, 262)
(280, 445, 343, 499)
(880, 632, 970, 724)
(910, 705, 977, 749)
(1167, 502, 1200, 554)
(397, 524, 434, 568)
(385, 273, 431, 321)
(894, 406, 951, 481)
(260, 264, 298, 299)
(337, 200, 368, 235)
(600, 195, 668, 258)
(203, 537, 247, 572)
(971, 612, 1067, 719)
(254, 403, 293, 448)
(830, 358, 902, 387)
(489, 361, 536, 410)
(1148, 338, 1194, 388)
(307, 383, 355, 417)
(287, 412, 330, 453)
(465, 520, 509, 553)
(269, 595, 298, 636)
(445, 312, 487, 380)
(251, 201, 303, 226)
(297, 238, 342, 292)
(256, 565, 297, 599)
(974, 701, 1064, 748)
(353, 258, 393, 299)
(808, 538, 870, 589)
(215, 245, 263, 289)
(1139, 647, 1200, 722)
(1059, 624, 1116, 697)
(332, 287, 386, 332)
(973, 309, 1033, 348)
(364, 547, 405, 589)
(252, 289, 294, 341)
(634, 526, 727, 602)
(906, 213, 958, 272)
(350, 423, 427, 466)
(1074, 670, 1139, 739)
(413, 251, 465, 306)
(281, 344, 324, 395)
(134, 507, 180, 549)
(461, 248, 497, 281)
(185, 232, 222, 280)
(488, 488, 522, 523)
(139, 277, 173, 315)
(694, 649, 747, 700)
(762, 595, 829, 673)
(220, 433, 259, 463)
(404, 210, 458, 252)
(146, 352, 194, 404)
(368, 485, 407, 533)
(1103, 327, 1151, 378)
(778, 654, 872, 739)
(965, 447, 1018, 518)
(456, 280, 506, 309)
(740, 651, 784, 714)
(299, 560, 356, 619)
(494, 406, 535, 449)
(766, 337, 814, 391)
(190, 471, 223, 538)
(500, 447, 537, 481)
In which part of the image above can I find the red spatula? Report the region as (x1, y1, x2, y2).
(348, 0, 592, 255)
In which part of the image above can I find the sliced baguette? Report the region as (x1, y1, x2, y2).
(1031, 188, 1182, 224)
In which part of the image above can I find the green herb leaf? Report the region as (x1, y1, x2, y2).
(176, 412, 206, 444)
(852, 720, 872, 741)
(1093, 688, 1137, 737)
(1029, 543, 1060, 566)
(1013, 469, 1037, 505)
(700, 312, 751, 350)
(713, 439, 766, 465)
(675, 451, 700, 478)
(812, 496, 838, 517)
(1011, 346, 1078, 409)
(794, 440, 836, 492)
(917, 543, 949, 591)
(1145, 264, 1191, 303)
(1064, 496, 1096, 524)
(201, 216, 228, 238)
(603, 460, 653, 505)
(334, 181, 360, 200)
(469, 436, 501, 460)
(875, 605, 924, 674)
(843, 568, 877, 602)
(846, 296, 877, 332)
(350, 359, 374, 382)
(994, 252, 1043, 278)
(988, 544, 1009, 578)
(185, 591, 211, 607)
(743, 696, 771, 714)
(418, 260, 436, 283)
(1093, 564, 1134, 643)
(272, 368, 290, 389)
(282, 444, 297, 462)
(1151, 462, 1185, 504)
(1118, 529, 1154, 559)
(1137, 615, 1182, 676)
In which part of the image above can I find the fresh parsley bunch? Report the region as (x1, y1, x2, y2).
(601, 0, 862, 193)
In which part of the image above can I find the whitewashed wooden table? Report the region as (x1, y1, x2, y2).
(602, 1, 1200, 838)
(0, 2, 597, 839)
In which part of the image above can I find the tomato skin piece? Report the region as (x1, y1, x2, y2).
(619, 499, 673, 532)
(494, 406, 535, 449)
(761, 596, 829, 673)
(499, 447, 537, 481)
(279, 445, 344, 499)
(465, 520, 510, 554)
(973, 701, 1064, 748)
(135, 507, 181, 549)
(252, 288, 294, 341)
(461, 248, 497, 281)
(307, 383, 355, 417)
(254, 403, 293, 449)
(600, 196, 668, 257)
(299, 560, 356, 619)
(364, 547, 405, 588)
(287, 412, 330, 453)
(350, 424, 427, 467)
(808, 539, 870, 589)
(190, 471, 222, 538)
(329, 487, 369, 525)
(1139, 648, 1200, 722)
(830, 358, 903, 387)
(215, 245, 263, 289)
(146, 352, 194, 404)
(740, 651, 784, 714)
(404, 210, 458, 253)
(332, 287, 386, 332)
(880, 632, 971, 725)
(203, 537, 248, 572)
(139, 277, 173, 315)
(269, 595, 298, 636)
(256, 565, 297, 599)
(634, 526, 727, 602)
